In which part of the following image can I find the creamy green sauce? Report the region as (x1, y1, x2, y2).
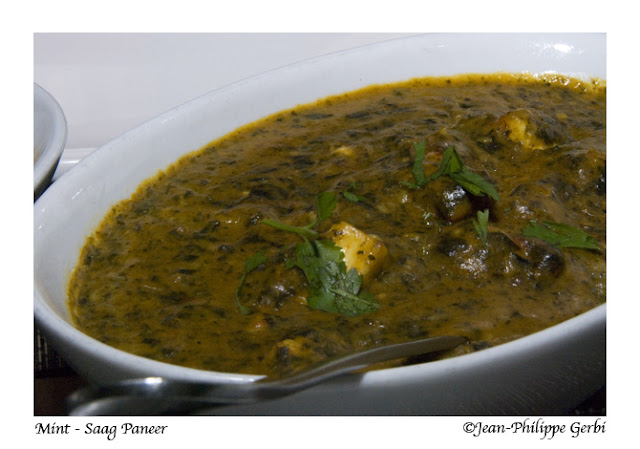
(68, 73, 606, 377)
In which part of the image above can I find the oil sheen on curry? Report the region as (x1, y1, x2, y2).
(68, 73, 606, 377)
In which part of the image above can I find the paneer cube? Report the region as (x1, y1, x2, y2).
(275, 337, 313, 359)
(495, 109, 537, 148)
(326, 221, 389, 283)
(493, 109, 565, 150)
(332, 145, 356, 157)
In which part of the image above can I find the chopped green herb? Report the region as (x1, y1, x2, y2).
(404, 143, 500, 200)
(260, 219, 319, 240)
(315, 191, 338, 223)
(403, 140, 427, 188)
(428, 143, 461, 179)
(343, 191, 362, 203)
(450, 170, 499, 200)
(473, 209, 490, 247)
(290, 239, 379, 316)
(234, 250, 268, 314)
(261, 191, 378, 316)
(522, 220, 601, 251)
(342, 182, 368, 203)
(262, 191, 337, 240)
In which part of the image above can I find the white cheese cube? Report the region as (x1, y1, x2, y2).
(326, 221, 389, 283)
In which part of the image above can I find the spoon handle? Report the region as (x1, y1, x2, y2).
(266, 335, 466, 389)
(67, 335, 465, 415)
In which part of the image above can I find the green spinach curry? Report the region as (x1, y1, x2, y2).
(67, 73, 606, 377)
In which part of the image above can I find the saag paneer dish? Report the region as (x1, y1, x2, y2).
(68, 73, 606, 378)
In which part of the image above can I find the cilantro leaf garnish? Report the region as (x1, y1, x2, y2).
(260, 219, 319, 240)
(262, 191, 337, 240)
(522, 220, 601, 251)
(315, 191, 338, 223)
(342, 182, 368, 203)
(404, 140, 427, 188)
(472, 209, 490, 248)
(404, 142, 500, 200)
(234, 249, 268, 314)
(291, 239, 379, 316)
(261, 191, 378, 316)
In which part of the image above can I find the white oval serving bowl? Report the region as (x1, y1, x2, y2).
(34, 83, 67, 200)
(34, 33, 606, 415)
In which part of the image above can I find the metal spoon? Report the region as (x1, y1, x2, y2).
(67, 335, 466, 415)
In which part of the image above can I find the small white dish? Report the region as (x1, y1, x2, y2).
(34, 83, 67, 199)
